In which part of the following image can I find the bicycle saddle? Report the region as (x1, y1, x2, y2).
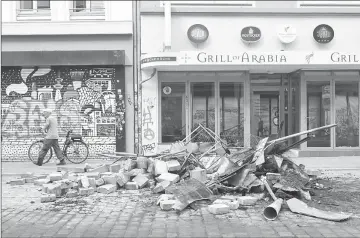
(71, 134, 83, 140)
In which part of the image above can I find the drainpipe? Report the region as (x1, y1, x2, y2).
(163, 1, 171, 51)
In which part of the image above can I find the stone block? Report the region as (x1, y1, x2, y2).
(140, 173, 154, 180)
(89, 165, 109, 173)
(95, 178, 105, 187)
(109, 164, 121, 173)
(166, 160, 181, 172)
(97, 184, 117, 194)
(54, 179, 73, 189)
(136, 157, 149, 169)
(132, 174, 149, 188)
(237, 196, 258, 206)
(127, 169, 146, 177)
(88, 178, 96, 188)
(103, 175, 117, 185)
(125, 182, 139, 190)
(266, 173, 281, 182)
(189, 168, 207, 183)
(85, 172, 100, 180)
(41, 194, 56, 203)
(66, 190, 78, 198)
(34, 179, 50, 186)
(156, 173, 179, 185)
(208, 204, 230, 215)
(213, 199, 239, 210)
(25, 177, 36, 183)
(80, 176, 90, 188)
(154, 160, 168, 175)
(115, 172, 130, 187)
(152, 180, 171, 193)
(49, 173, 63, 182)
(47, 184, 62, 197)
(124, 159, 137, 171)
(79, 187, 95, 196)
(42, 184, 52, 193)
(160, 200, 176, 211)
(10, 179, 25, 186)
(20, 172, 34, 178)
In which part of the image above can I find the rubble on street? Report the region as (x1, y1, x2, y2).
(6, 123, 353, 222)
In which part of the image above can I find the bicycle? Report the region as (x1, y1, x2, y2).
(28, 130, 89, 164)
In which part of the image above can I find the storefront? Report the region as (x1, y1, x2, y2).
(140, 51, 360, 157)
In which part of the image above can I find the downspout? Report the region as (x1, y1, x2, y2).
(163, 1, 172, 51)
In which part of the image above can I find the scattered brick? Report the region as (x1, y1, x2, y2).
(66, 189, 78, 198)
(152, 180, 171, 193)
(80, 176, 90, 188)
(85, 172, 100, 180)
(154, 160, 168, 175)
(160, 200, 176, 211)
(54, 179, 73, 189)
(10, 179, 26, 186)
(237, 196, 258, 206)
(49, 173, 63, 182)
(166, 160, 181, 172)
(97, 184, 117, 194)
(46, 183, 62, 197)
(136, 157, 149, 169)
(79, 187, 95, 196)
(125, 181, 139, 190)
(132, 174, 149, 188)
(95, 178, 105, 187)
(103, 175, 117, 185)
(100, 172, 113, 177)
(124, 159, 137, 171)
(190, 168, 207, 183)
(208, 204, 230, 215)
(213, 199, 239, 210)
(40, 194, 56, 203)
(156, 173, 179, 185)
(109, 164, 121, 173)
(127, 169, 146, 177)
(116, 172, 130, 187)
(88, 178, 96, 188)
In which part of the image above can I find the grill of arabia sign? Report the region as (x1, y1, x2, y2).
(277, 25, 297, 44)
(197, 52, 286, 63)
(313, 24, 334, 44)
(241, 26, 261, 43)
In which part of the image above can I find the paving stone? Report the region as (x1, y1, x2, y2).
(132, 174, 149, 188)
(156, 173, 179, 185)
(9, 179, 25, 186)
(97, 184, 117, 194)
(208, 204, 230, 215)
(125, 181, 139, 190)
(40, 194, 56, 203)
(103, 175, 117, 185)
(166, 160, 181, 172)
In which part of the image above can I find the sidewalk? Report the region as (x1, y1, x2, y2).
(1, 156, 360, 176)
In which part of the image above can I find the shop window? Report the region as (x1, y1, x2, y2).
(17, 0, 51, 20)
(335, 81, 359, 147)
(160, 1, 255, 7)
(220, 82, 244, 147)
(161, 83, 186, 143)
(306, 81, 331, 147)
(70, 0, 105, 20)
(298, 1, 360, 7)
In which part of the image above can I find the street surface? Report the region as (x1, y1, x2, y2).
(2, 161, 360, 238)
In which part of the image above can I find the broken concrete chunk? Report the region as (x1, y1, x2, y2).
(95, 178, 105, 187)
(88, 178, 96, 188)
(154, 160, 168, 175)
(160, 200, 176, 211)
(20, 172, 34, 178)
(156, 194, 175, 205)
(115, 172, 130, 187)
(79, 187, 95, 196)
(124, 159, 137, 171)
(266, 173, 281, 182)
(238, 196, 258, 206)
(208, 204, 230, 215)
(166, 160, 181, 172)
(41, 194, 56, 203)
(54, 179, 73, 189)
(189, 168, 207, 183)
(152, 180, 171, 193)
(10, 179, 26, 186)
(89, 165, 109, 173)
(103, 175, 117, 185)
(85, 172, 100, 180)
(157, 173, 180, 185)
(66, 189, 79, 198)
(109, 164, 121, 173)
(127, 169, 146, 177)
(213, 199, 239, 210)
(132, 174, 149, 188)
(97, 184, 117, 194)
(80, 176, 90, 188)
(46, 183, 62, 197)
(136, 157, 149, 169)
(49, 173, 63, 182)
(125, 181, 139, 190)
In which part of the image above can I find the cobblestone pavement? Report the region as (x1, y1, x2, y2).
(2, 176, 360, 238)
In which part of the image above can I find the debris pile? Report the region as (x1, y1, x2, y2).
(7, 123, 353, 222)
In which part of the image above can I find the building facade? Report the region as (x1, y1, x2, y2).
(1, 0, 135, 161)
(139, 1, 360, 157)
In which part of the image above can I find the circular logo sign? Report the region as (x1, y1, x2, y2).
(241, 26, 261, 43)
(313, 24, 334, 44)
(163, 86, 172, 95)
(277, 25, 297, 44)
(187, 24, 209, 44)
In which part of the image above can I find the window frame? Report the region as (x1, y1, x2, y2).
(160, 1, 255, 7)
(298, 1, 360, 7)
(70, 0, 105, 20)
(17, 0, 51, 21)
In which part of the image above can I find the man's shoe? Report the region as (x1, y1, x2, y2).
(56, 160, 66, 165)
(35, 162, 42, 166)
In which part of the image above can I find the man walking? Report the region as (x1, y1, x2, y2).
(36, 108, 66, 166)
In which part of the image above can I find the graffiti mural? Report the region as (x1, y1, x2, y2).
(1, 66, 125, 160)
(141, 96, 157, 156)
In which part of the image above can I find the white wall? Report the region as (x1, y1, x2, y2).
(141, 15, 360, 53)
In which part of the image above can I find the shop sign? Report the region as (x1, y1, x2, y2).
(187, 24, 209, 44)
(196, 52, 287, 64)
(313, 24, 334, 44)
(141, 57, 177, 64)
(241, 26, 261, 43)
(277, 25, 297, 44)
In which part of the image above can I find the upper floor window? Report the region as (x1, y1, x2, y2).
(298, 1, 360, 7)
(160, 1, 255, 7)
(70, 0, 105, 20)
(17, 0, 51, 21)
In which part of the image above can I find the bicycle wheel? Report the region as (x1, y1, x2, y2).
(28, 141, 53, 164)
(64, 141, 89, 164)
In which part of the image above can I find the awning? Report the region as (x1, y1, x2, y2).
(1, 50, 125, 66)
